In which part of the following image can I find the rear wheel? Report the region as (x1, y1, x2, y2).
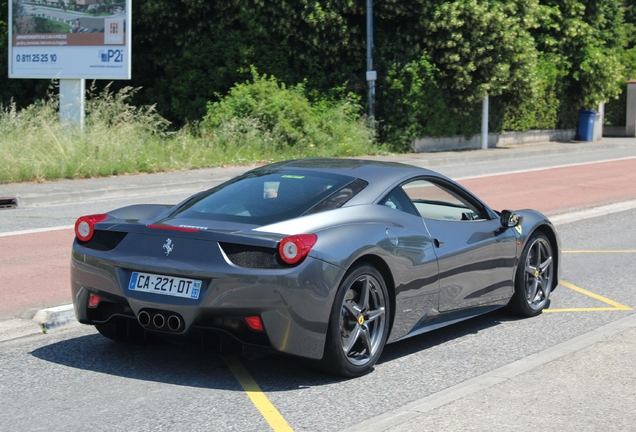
(508, 232, 555, 317)
(318, 263, 390, 377)
(95, 320, 149, 344)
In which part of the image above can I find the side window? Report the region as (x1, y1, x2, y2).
(401, 179, 486, 221)
(379, 187, 419, 217)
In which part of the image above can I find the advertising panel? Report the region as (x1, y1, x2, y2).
(8, 0, 131, 79)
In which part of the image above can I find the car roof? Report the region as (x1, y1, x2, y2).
(251, 158, 433, 187)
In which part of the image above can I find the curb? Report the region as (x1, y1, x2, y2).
(32, 304, 81, 332)
(0, 304, 79, 343)
(13, 179, 222, 208)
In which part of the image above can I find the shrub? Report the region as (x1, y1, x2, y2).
(201, 69, 376, 156)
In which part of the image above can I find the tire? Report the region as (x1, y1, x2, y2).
(508, 232, 555, 317)
(95, 320, 149, 344)
(318, 263, 391, 377)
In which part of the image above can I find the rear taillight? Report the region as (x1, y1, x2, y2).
(75, 214, 108, 242)
(278, 234, 317, 265)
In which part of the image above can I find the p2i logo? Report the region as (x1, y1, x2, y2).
(99, 49, 123, 63)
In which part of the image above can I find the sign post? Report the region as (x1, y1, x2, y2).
(59, 78, 85, 127)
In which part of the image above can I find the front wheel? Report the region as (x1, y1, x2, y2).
(318, 263, 391, 377)
(507, 232, 555, 317)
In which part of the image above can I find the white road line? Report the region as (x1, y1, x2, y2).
(0, 225, 74, 237)
(453, 155, 636, 181)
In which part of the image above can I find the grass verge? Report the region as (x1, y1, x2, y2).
(0, 81, 383, 184)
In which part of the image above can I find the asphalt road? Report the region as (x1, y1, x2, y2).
(0, 209, 634, 431)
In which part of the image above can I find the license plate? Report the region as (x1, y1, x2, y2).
(128, 272, 202, 299)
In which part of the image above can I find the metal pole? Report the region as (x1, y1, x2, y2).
(366, 0, 375, 129)
(481, 95, 489, 150)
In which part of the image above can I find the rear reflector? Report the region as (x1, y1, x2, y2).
(88, 293, 101, 308)
(245, 316, 264, 331)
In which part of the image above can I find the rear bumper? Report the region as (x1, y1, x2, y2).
(71, 246, 343, 359)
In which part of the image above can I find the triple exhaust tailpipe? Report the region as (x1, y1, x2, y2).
(137, 311, 182, 332)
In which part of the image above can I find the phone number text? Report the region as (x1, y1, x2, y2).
(16, 54, 58, 63)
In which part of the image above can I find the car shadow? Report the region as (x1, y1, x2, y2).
(29, 309, 524, 390)
(378, 309, 518, 364)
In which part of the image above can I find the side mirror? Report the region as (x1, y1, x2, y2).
(500, 210, 523, 228)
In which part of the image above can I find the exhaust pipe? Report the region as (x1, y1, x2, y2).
(138, 310, 183, 332)
(138, 311, 151, 327)
(167, 315, 182, 331)
(153, 314, 166, 329)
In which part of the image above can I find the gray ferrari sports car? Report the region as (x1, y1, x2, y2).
(71, 158, 559, 377)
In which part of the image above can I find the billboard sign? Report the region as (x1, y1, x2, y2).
(8, 0, 131, 80)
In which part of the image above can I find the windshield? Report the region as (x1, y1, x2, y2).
(167, 169, 363, 225)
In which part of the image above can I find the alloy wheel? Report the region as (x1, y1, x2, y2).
(338, 273, 387, 366)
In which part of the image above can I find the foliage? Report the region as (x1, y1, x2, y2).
(420, 0, 539, 104)
(0, 82, 379, 183)
(532, 0, 625, 110)
(604, 83, 626, 126)
(127, 0, 366, 123)
(33, 17, 71, 33)
(604, 0, 636, 127)
(378, 54, 480, 150)
(202, 70, 376, 156)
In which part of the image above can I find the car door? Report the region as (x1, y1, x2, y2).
(399, 178, 518, 312)
(378, 186, 441, 341)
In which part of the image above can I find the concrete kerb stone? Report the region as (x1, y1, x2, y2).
(0, 304, 80, 343)
(15, 180, 218, 207)
(32, 304, 81, 333)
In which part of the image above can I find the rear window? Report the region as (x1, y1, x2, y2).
(167, 169, 364, 225)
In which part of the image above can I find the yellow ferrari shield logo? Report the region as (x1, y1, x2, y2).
(358, 315, 365, 325)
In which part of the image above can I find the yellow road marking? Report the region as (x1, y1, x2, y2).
(563, 250, 636, 253)
(544, 280, 632, 313)
(224, 356, 294, 432)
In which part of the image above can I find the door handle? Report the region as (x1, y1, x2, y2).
(434, 238, 444, 248)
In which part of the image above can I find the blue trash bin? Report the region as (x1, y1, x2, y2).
(577, 110, 596, 141)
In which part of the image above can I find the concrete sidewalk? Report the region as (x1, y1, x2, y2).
(343, 313, 636, 432)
